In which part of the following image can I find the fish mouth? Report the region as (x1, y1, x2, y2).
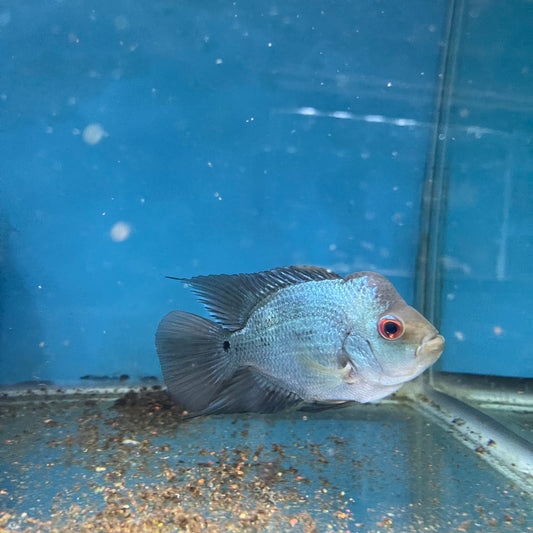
(416, 333, 445, 362)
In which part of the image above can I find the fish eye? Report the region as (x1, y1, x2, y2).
(378, 315, 404, 340)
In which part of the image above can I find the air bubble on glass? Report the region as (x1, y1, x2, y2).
(82, 124, 107, 145)
(110, 221, 132, 242)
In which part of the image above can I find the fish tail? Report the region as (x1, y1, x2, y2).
(155, 310, 233, 413)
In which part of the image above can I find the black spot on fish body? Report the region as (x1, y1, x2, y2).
(223, 341, 231, 351)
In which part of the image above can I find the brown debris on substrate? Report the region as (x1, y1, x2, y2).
(2, 389, 529, 532)
(112, 389, 186, 433)
(0, 390, 345, 532)
(0, 482, 322, 533)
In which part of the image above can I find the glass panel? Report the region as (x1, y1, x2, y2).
(419, 0, 533, 446)
(438, 0, 533, 378)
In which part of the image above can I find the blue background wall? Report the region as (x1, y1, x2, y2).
(0, 0, 448, 383)
(4, 0, 530, 384)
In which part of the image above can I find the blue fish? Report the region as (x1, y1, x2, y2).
(156, 266, 444, 415)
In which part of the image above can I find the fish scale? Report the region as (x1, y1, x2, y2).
(232, 282, 354, 391)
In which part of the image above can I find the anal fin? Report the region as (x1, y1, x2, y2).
(192, 368, 303, 416)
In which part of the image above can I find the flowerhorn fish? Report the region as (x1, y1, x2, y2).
(155, 266, 444, 416)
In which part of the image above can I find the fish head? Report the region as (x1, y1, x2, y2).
(342, 272, 445, 401)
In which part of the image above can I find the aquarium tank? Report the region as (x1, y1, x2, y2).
(0, 0, 531, 531)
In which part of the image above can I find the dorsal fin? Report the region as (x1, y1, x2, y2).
(169, 265, 341, 331)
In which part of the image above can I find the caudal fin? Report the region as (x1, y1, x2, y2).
(155, 310, 232, 413)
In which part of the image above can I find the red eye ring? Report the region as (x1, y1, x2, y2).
(378, 315, 404, 340)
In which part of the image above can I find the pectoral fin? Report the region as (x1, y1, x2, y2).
(296, 352, 358, 384)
